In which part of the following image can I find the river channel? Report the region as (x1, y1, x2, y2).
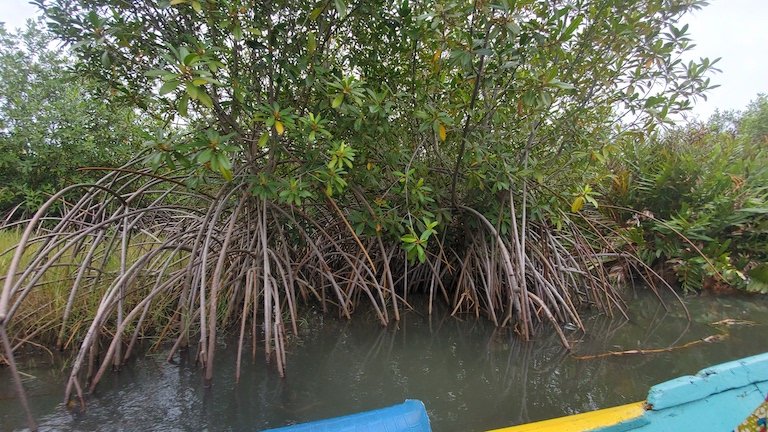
(2, 289, 767, 431)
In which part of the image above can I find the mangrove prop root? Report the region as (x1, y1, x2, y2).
(573, 334, 728, 360)
(1, 325, 37, 431)
(0, 165, 674, 411)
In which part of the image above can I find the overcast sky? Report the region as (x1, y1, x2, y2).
(679, 0, 768, 119)
(1, 0, 766, 119)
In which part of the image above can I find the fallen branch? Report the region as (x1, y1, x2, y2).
(573, 334, 728, 360)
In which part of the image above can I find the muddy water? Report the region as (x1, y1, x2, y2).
(1, 290, 767, 431)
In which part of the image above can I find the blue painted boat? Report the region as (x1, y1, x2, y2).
(263, 352, 768, 432)
(261, 399, 431, 432)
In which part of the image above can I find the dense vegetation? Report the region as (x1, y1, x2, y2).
(608, 96, 768, 294)
(1, 0, 765, 427)
(0, 22, 150, 216)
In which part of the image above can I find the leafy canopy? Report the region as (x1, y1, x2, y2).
(36, 0, 718, 258)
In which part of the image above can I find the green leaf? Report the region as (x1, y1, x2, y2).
(334, 0, 347, 18)
(216, 154, 233, 180)
(258, 132, 269, 148)
(416, 245, 426, 263)
(178, 93, 189, 117)
(159, 80, 179, 95)
(198, 91, 213, 108)
(209, 152, 221, 171)
(145, 69, 170, 77)
(738, 207, 768, 214)
(307, 32, 317, 54)
(309, 7, 324, 21)
(561, 15, 583, 41)
(183, 53, 199, 66)
(747, 263, 768, 285)
(232, 24, 243, 41)
(332, 94, 344, 108)
(220, 166, 233, 181)
(571, 196, 585, 213)
(747, 264, 768, 293)
(197, 148, 213, 163)
(219, 153, 232, 171)
(548, 79, 577, 90)
(185, 83, 201, 99)
(401, 234, 418, 243)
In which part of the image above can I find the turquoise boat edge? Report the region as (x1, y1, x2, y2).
(592, 352, 768, 432)
(646, 351, 768, 410)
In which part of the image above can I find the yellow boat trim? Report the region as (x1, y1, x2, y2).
(487, 402, 646, 432)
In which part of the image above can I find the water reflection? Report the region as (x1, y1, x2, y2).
(1, 291, 767, 431)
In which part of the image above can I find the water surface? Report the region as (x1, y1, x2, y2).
(1, 290, 767, 431)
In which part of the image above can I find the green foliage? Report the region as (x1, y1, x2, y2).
(571, 185, 600, 213)
(0, 21, 150, 215)
(3, 3, 748, 400)
(608, 95, 768, 292)
(747, 264, 768, 294)
(401, 218, 438, 263)
(34, 0, 719, 267)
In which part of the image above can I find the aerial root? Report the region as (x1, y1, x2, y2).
(0, 167, 664, 408)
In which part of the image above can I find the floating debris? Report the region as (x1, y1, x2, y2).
(573, 333, 729, 360)
(711, 319, 757, 327)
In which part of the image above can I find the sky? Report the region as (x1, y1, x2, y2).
(678, 0, 768, 119)
(0, 0, 765, 120)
